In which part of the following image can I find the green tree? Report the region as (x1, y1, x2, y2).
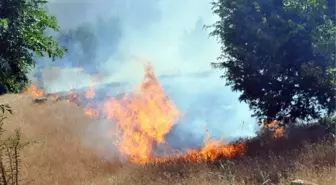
(0, 0, 66, 93)
(210, 0, 336, 124)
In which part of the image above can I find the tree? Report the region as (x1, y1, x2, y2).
(0, 0, 66, 93)
(210, 0, 336, 124)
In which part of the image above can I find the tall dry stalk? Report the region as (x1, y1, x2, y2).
(0, 104, 31, 185)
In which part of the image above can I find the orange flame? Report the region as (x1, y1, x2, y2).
(103, 63, 246, 164)
(103, 64, 180, 163)
(84, 108, 99, 118)
(23, 84, 45, 97)
(22, 82, 99, 119)
(140, 140, 246, 165)
(85, 80, 96, 99)
(264, 120, 284, 138)
(65, 90, 81, 105)
(185, 141, 246, 163)
(23, 63, 247, 164)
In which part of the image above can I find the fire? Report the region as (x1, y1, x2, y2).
(264, 120, 284, 138)
(22, 63, 248, 164)
(273, 128, 284, 138)
(103, 64, 246, 164)
(186, 141, 246, 163)
(85, 80, 96, 99)
(23, 83, 100, 119)
(84, 108, 99, 118)
(23, 84, 45, 97)
(103, 64, 180, 163)
(140, 140, 246, 165)
(65, 90, 81, 105)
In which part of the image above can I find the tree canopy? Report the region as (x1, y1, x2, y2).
(0, 0, 66, 93)
(210, 0, 336, 124)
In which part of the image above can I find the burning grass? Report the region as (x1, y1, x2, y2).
(0, 94, 334, 185)
(110, 139, 335, 185)
(2, 63, 334, 184)
(22, 63, 250, 165)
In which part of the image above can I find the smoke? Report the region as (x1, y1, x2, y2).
(33, 0, 258, 150)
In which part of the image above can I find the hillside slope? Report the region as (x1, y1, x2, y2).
(0, 94, 116, 185)
(0, 94, 334, 185)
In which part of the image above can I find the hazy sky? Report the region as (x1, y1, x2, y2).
(43, 0, 258, 143)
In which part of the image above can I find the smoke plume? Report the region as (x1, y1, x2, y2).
(31, 0, 258, 151)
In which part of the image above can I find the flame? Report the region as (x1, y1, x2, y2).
(103, 64, 180, 163)
(184, 141, 246, 163)
(141, 140, 246, 165)
(23, 84, 45, 97)
(85, 80, 96, 99)
(22, 63, 247, 164)
(84, 108, 99, 118)
(65, 90, 81, 105)
(264, 120, 284, 138)
(102, 63, 246, 164)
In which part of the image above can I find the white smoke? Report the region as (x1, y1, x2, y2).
(36, 0, 258, 146)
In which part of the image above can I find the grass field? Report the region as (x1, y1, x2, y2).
(0, 94, 334, 185)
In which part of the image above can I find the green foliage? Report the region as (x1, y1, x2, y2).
(0, 0, 66, 93)
(210, 0, 336, 124)
(0, 104, 31, 185)
(318, 116, 336, 134)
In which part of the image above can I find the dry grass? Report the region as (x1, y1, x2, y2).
(0, 94, 335, 185)
(0, 94, 117, 185)
(109, 139, 335, 185)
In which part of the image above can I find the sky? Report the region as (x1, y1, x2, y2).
(38, 0, 258, 145)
